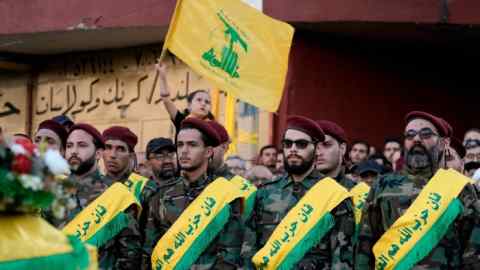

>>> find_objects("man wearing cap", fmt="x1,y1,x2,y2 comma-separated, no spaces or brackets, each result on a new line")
208,120,235,179
355,160,383,187
242,115,355,269
143,118,245,269
356,111,480,269
315,120,355,189
102,126,139,186
34,119,68,154
52,114,74,132
44,123,107,227
145,137,177,186
100,126,158,270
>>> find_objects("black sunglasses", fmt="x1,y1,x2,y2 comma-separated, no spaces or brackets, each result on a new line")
464,139,480,150
282,139,315,150
404,128,438,140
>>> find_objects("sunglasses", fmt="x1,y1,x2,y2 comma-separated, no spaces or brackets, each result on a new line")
404,128,438,140
464,139,480,150
282,139,314,150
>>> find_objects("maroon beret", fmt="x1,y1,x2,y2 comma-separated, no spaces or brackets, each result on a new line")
102,126,138,151
316,120,347,143
286,115,325,142
180,118,221,147
405,111,449,137
208,121,230,145
38,119,68,148
450,137,466,158
69,123,104,149
440,118,453,138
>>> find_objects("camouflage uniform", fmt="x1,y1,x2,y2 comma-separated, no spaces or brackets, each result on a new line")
210,163,236,180
355,167,480,269
95,170,144,270
143,173,244,270
334,168,356,190
44,169,107,228
241,169,356,269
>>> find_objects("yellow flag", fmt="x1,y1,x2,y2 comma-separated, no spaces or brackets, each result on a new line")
225,92,237,155
161,0,294,112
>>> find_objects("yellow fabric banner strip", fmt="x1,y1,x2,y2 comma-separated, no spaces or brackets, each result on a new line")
229,175,256,202
0,215,73,261
160,0,294,112
350,182,371,226
252,177,351,269
151,177,242,270
373,169,470,270
63,183,139,243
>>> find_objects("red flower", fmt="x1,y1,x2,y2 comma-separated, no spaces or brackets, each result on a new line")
14,138,36,156
11,155,32,174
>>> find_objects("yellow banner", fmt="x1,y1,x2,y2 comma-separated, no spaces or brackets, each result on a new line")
151,178,242,270
373,169,470,270
161,0,294,112
0,215,73,261
252,178,351,269
123,172,149,203
350,182,371,226
63,183,139,243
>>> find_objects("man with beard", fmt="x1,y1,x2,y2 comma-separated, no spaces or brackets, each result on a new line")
208,120,235,179
145,137,177,186
356,111,480,269
242,115,355,269
464,143,480,178
257,145,278,174
315,120,355,189
46,123,106,227
144,118,245,269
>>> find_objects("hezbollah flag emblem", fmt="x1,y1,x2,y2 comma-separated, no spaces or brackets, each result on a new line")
161,0,294,112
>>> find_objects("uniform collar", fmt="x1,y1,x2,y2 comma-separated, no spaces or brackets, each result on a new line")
281,169,324,189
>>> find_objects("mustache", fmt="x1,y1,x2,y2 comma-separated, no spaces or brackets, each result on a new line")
287,154,303,160
68,156,82,163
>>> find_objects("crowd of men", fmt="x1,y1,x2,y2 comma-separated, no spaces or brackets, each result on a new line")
3,109,480,270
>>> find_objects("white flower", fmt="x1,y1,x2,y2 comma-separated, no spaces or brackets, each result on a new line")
19,174,43,191
44,149,71,176
10,143,27,155
52,201,66,219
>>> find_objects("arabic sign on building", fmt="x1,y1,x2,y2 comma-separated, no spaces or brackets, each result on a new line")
0,44,267,162
33,46,214,151
0,74,28,135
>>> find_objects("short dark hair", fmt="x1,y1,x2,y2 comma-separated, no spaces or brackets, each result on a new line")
351,140,370,155
184,90,215,120
384,137,401,147
178,127,215,147
259,145,277,157
368,153,392,171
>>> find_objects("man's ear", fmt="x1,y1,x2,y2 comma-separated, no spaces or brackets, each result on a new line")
205,146,214,159
339,142,347,156
95,148,103,160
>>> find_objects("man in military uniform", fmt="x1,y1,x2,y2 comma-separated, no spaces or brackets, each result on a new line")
145,137,177,186
143,118,244,269
241,115,355,269
46,123,106,227
315,120,356,190
34,119,68,154
356,111,480,269
102,126,138,186
208,120,235,180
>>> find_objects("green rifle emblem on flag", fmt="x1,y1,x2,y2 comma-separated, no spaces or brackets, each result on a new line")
202,11,249,78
